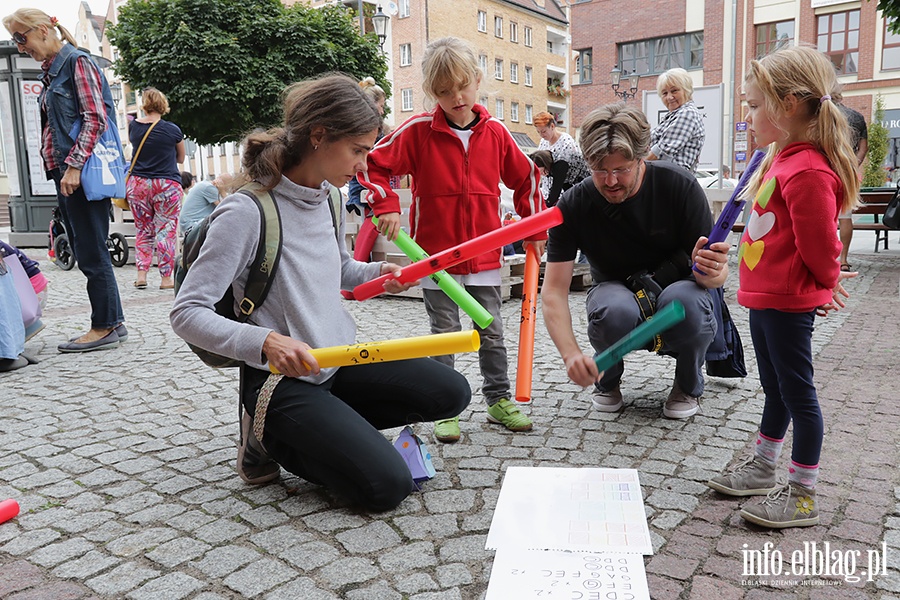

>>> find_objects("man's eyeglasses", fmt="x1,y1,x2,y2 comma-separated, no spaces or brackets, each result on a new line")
592,166,635,179
12,28,34,45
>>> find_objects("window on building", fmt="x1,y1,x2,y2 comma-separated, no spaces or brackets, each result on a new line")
480,95,488,107
495,16,503,38
525,104,533,125
479,53,488,75
510,22,518,43
510,62,519,83
755,20,794,58
401,88,413,111
399,0,410,18
524,26,532,47
884,19,900,70
495,99,504,120
511,102,519,122
619,32,703,75
477,10,486,33
495,58,504,80
817,10,859,74
576,49,593,83
400,43,412,67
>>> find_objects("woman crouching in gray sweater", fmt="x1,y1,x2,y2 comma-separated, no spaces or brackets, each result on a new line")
171,74,471,511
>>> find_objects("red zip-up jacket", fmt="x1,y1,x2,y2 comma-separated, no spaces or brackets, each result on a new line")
360,104,545,275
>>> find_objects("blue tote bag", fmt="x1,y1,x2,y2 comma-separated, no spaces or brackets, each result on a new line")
69,113,127,201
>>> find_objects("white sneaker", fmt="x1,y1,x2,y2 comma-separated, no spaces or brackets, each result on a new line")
591,386,624,412
663,381,700,419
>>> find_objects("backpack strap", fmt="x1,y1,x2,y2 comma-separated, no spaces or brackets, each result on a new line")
327,186,342,245
235,183,282,320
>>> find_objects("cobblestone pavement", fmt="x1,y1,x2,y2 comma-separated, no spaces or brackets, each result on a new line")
1,234,899,599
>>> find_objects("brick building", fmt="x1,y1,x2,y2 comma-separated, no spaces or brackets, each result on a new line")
570,0,900,177
307,0,570,150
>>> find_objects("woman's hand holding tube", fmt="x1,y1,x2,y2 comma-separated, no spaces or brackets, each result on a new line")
263,331,319,378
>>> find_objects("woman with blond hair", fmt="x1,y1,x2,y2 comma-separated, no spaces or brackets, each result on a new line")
648,67,705,173
128,87,186,290
4,8,126,352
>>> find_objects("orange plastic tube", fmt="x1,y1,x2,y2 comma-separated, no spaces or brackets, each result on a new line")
514,245,541,403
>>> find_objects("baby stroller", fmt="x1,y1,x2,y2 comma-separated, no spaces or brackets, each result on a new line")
48,207,129,271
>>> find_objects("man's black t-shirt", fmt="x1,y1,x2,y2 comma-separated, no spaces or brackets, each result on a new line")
547,160,712,284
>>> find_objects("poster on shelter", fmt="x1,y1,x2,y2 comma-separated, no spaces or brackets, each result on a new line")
20,80,56,196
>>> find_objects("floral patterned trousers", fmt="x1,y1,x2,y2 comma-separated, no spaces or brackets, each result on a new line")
126,176,183,276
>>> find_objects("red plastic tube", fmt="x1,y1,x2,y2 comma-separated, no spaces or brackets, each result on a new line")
0,499,20,525
353,207,562,301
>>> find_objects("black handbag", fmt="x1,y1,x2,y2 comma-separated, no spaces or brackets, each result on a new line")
705,287,747,378
883,188,900,230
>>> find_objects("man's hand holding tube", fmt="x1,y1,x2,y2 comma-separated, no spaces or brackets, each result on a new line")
691,237,730,289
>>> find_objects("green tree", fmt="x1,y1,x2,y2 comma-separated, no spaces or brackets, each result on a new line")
107,0,389,145
877,1,900,34
863,95,889,188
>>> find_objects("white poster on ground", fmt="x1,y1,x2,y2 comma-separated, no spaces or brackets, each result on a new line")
486,467,653,555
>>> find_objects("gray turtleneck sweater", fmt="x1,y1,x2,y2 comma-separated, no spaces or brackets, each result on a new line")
170,175,383,384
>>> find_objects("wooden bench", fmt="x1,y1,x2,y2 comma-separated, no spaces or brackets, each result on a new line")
730,187,895,252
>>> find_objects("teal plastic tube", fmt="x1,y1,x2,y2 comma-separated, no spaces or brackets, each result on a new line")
372,217,494,329
593,301,686,373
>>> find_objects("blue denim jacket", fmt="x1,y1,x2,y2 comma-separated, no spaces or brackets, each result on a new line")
40,43,117,173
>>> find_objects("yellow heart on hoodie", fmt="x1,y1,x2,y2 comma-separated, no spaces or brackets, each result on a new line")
740,240,765,270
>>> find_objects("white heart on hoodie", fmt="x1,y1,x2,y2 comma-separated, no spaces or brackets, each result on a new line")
746,211,775,241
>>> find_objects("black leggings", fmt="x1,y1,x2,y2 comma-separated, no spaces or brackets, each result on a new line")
242,358,471,511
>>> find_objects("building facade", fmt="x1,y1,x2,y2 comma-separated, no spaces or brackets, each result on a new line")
570,0,900,178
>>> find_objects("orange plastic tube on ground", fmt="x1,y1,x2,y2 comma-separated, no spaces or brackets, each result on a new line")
271,330,480,372
514,245,541,403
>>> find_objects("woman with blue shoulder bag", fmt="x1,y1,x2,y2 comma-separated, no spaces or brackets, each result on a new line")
4,8,127,353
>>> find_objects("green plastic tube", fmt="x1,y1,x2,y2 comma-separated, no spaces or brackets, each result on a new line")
372,217,494,329
593,301,686,373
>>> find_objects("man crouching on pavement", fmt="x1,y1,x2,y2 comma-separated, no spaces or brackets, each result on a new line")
541,103,730,419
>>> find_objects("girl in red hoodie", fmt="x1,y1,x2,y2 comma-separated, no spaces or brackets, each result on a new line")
360,37,546,443
707,46,859,528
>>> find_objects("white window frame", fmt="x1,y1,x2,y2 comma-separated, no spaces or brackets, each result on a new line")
510,22,518,43
494,58,504,80
478,10,487,33
524,26,532,47
495,99,504,120
510,62,519,83
525,104,533,124
401,88,413,111
479,53,488,75
511,102,519,123
524,66,533,87
399,0,410,18
495,16,503,38
400,43,412,67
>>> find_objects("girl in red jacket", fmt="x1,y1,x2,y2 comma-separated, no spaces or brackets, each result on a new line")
707,46,859,528
360,37,546,443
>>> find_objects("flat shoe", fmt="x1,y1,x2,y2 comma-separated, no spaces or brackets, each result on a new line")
840,263,851,272
159,283,174,290
58,330,120,353
133,281,147,289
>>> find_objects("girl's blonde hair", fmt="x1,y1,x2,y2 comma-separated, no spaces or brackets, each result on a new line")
141,87,170,115
240,74,381,191
421,37,481,102
3,8,76,47
359,77,386,103
742,46,859,213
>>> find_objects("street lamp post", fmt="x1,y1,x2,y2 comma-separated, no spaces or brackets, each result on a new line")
371,5,389,53
610,66,640,101
109,82,122,107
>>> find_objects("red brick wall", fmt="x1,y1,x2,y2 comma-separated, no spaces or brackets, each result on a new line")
569,1,699,129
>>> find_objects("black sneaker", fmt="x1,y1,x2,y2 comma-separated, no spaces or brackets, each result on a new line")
237,411,280,485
